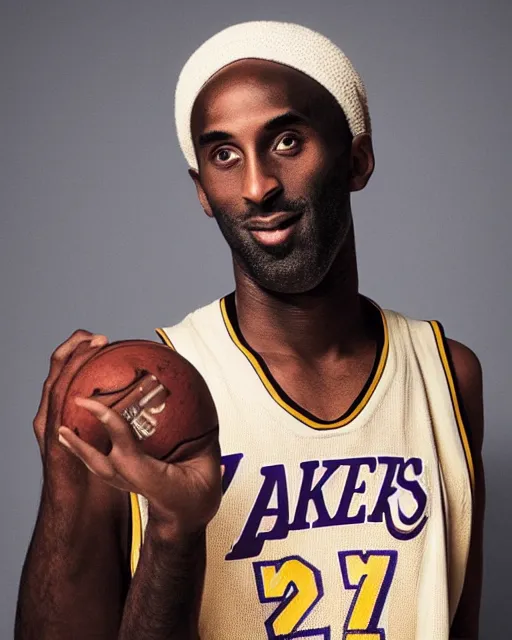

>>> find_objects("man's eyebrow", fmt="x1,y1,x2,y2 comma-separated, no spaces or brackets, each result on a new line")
198,130,231,148
197,111,311,148
263,111,311,131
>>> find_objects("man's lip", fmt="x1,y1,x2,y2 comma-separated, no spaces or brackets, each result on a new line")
246,211,302,231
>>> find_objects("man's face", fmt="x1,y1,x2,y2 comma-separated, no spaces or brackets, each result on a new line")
190,59,354,294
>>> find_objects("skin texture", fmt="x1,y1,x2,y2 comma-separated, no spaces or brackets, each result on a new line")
190,61,355,295
16,58,484,639
15,331,130,639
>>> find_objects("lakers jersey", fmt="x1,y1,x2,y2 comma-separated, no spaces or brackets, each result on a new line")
130,293,474,640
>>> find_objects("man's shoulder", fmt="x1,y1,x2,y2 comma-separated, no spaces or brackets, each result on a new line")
445,337,483,440
445,338,482,384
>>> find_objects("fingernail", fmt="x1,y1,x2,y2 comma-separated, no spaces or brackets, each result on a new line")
90,335,108,348
58,434,71,450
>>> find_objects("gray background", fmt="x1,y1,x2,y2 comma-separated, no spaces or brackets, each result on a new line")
2,0,510,637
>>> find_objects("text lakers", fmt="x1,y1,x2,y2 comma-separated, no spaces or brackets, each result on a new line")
221,454,429,560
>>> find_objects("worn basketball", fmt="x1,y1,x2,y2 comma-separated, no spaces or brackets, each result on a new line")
61,340,218,460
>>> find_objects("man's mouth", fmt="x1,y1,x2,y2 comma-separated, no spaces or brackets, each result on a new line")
247,211,303,245
246,211,302,231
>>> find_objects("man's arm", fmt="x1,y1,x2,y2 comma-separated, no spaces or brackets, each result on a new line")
15,331,131,639
118,520,205,640
446,338,485,640
16,330,219,640
15,471,130,639
57,392,221,640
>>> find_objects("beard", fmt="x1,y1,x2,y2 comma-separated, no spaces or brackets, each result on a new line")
211,161,352,294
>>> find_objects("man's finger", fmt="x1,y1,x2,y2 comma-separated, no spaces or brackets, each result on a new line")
47,335,109,424
36,332,108,417
58,426,118,482
33,332,109,451
35,331,94,426
74,396,141,455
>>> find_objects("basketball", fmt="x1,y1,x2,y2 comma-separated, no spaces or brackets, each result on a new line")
61,340,218,460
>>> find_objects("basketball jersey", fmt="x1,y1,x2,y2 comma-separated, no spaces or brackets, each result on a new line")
129,293,474,640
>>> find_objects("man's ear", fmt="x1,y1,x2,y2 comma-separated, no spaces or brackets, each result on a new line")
188,169,214,218
349,134,375,192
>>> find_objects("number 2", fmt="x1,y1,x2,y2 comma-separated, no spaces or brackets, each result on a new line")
253,556,330,639
253,550,397,639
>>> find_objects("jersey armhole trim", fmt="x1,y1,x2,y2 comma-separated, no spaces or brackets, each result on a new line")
127,328,172,575
155,327,176,350
429,320,475,496
129,492,142,577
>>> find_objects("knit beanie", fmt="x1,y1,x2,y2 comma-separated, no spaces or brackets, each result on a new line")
175,21,370,170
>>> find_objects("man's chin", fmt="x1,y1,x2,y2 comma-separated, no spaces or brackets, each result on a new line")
244,262,327,295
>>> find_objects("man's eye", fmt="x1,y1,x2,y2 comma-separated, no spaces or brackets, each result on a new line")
214,148,239,164
275,135,300,152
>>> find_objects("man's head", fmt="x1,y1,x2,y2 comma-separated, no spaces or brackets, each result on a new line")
175,22,374,294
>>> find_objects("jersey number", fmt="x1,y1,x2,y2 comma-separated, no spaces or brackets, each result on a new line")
253,550,398,639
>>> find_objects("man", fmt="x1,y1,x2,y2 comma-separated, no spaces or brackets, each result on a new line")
16,21,484,640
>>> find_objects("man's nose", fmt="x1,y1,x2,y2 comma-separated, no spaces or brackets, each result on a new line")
241,155,283,208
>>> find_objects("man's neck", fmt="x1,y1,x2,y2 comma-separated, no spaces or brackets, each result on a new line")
233,230,372,363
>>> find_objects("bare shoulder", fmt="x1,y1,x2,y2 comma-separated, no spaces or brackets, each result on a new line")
445,338,484,450
445,338,482,386
444,341,485,637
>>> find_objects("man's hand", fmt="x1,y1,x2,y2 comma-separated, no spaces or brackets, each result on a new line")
16,330,134,640
58,395,222,536
56,392,222,639
33,329,109,461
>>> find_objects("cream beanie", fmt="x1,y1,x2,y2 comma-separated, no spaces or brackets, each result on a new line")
175,21,371,170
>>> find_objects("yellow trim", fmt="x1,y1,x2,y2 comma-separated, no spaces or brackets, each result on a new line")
129,492,142,577
220,297,389,430
155,327,176,350
430,321,476,494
